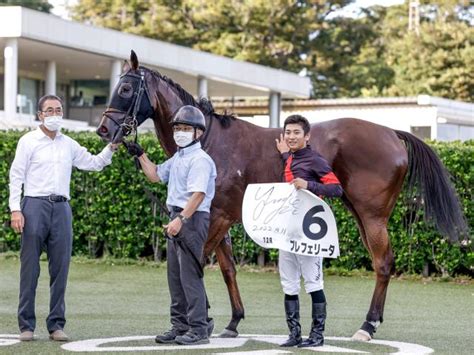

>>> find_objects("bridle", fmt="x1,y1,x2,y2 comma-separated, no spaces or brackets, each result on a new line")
102,68,214,152
102,69,150,143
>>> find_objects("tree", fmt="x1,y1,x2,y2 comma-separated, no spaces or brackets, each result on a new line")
71,0,352,73
380,1,473,101
0,0,53,13
309,1,473,101
71,0,473,101
307,7,395,98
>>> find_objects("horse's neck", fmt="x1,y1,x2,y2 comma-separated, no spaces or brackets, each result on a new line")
147,71,280,163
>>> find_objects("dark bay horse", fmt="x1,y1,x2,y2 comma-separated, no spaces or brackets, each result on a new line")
97,51,467,340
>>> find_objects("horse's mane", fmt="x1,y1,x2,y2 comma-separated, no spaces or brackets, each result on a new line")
144,67,235,128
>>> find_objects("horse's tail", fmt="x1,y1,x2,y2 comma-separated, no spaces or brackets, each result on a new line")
395,130,468,242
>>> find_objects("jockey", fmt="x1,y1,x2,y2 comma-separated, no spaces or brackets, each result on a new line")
275,114,343,348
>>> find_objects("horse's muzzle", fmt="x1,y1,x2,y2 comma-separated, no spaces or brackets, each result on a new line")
96,113,123,143
96,124,112,142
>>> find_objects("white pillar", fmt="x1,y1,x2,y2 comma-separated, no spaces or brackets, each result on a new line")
4,38,18,120
45,61,56,95
110,59,122,99
269,91,281,128
197,75,208,99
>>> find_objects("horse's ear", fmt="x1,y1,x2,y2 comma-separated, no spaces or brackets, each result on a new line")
123,60,131,73
130,50,139,70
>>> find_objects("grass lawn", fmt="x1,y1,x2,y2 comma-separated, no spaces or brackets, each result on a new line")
0,256,472,354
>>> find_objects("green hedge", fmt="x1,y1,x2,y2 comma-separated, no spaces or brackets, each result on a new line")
0,130,472,276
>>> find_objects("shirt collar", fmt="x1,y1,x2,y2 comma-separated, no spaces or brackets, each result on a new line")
292,145,312,157
178,141,201,156
34,126,63,140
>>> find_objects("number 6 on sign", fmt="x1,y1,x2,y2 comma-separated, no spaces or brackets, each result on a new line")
303,205,328,241
242,183,340,258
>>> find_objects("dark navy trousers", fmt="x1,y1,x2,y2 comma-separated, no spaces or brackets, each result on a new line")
167,209,210,337
18,197,73,333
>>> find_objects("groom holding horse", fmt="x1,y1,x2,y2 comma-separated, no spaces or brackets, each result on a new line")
125,105,216,345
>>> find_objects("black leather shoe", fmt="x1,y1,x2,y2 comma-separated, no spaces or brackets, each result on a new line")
281,336,302,347
298,335,324,347
155,329,186,344
175,331,210,345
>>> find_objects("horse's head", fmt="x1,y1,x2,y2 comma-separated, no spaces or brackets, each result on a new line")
97,50,154,143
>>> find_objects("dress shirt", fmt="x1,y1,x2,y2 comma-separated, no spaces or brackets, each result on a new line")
157,141,216,213
9,128,114,211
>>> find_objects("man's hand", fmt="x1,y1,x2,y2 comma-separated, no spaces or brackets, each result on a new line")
164,217,183,237
275,133,290,154
109,143,120,152
11,211,25,233
291,178,308,190
124,141,144,157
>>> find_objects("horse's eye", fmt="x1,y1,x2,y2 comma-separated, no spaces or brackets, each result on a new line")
118,83,133,98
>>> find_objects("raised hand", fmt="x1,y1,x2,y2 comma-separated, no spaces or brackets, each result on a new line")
275,133,290,154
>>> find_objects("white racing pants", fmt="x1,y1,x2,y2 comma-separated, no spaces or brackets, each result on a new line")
279,250,324,295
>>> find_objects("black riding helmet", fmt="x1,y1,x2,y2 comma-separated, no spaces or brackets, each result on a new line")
171,105,206,131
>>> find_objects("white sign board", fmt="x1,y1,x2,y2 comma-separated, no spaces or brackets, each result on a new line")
242,183,339,258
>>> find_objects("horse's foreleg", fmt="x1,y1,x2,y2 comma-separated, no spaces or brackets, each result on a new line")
215,234,245,338
352,220,395,341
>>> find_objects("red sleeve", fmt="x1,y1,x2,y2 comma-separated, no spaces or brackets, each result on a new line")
320,172,340,185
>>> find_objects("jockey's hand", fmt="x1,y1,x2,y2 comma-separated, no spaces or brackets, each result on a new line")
275,134,290,154
291,178,308,190
124,141,144,157
164,217,183,237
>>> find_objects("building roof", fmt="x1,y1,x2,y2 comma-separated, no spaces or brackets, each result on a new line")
0,6,311,98
213,95,474,125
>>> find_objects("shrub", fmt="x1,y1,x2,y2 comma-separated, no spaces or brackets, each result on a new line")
0,130,471,276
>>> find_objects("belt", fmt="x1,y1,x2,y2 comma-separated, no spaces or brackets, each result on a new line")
32,195,68,203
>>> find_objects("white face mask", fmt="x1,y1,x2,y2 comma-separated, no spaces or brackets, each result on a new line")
43,115,63,131
173,131,195,148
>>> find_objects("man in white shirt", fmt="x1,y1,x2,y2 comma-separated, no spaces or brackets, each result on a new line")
9,95,117,342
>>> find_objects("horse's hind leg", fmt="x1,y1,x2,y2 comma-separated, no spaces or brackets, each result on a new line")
343,197,392,340
215,232,245,338
342,196,368,249
352,217,395,341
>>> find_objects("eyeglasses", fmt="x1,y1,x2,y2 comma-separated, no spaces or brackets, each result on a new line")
172,126,194,132
41,107,63,115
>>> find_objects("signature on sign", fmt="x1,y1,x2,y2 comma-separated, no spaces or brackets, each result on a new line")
252,186,300,224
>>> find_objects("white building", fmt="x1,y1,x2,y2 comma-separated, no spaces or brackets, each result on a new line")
216,96,474,141
1,6,472,141
0,6,310,131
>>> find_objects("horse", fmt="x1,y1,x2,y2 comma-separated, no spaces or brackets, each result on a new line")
96,51,468,340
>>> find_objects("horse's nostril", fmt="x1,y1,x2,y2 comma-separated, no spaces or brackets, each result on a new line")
99,126,108,135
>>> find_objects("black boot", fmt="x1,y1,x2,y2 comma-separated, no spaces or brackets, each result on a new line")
298,302,326,348
280,299,302,347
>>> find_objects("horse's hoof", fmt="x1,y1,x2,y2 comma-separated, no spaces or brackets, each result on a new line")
218,328,239,338
352,329,372,341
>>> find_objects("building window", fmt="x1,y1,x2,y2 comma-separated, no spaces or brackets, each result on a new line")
70,80,109,107
19,78,40,116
